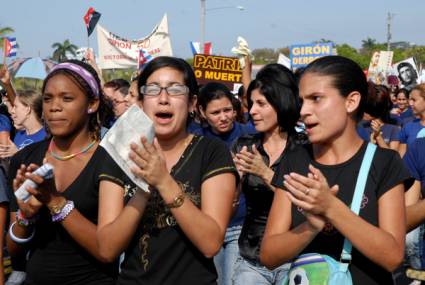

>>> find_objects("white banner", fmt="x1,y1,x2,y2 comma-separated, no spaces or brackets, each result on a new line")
97,14,173,69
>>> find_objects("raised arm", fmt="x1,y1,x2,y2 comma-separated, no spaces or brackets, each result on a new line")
284,165,406,271
96,182,149,262
260,188,325,269
8,164,130,263
129,137,236,257
0,66,16,104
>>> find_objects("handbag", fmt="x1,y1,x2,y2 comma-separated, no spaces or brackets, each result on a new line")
282,143,377,285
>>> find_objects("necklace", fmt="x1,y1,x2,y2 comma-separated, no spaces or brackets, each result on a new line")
48,139,97,161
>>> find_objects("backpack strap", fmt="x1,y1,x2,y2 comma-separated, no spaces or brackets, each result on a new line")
340,143,377,263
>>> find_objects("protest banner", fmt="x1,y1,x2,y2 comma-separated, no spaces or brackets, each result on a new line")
97,14,172,69
367,51,393,84
193,54,242,93
290,43,333,68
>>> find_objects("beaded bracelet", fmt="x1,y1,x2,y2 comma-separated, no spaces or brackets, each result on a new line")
51,200,75,222
15,210,38,227
9,221,35,244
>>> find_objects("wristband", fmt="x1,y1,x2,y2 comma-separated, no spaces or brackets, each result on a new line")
51,200,75,222
15,210,38,227
9,221,35,244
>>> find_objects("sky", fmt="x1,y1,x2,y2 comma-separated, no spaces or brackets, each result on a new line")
1,0,424,60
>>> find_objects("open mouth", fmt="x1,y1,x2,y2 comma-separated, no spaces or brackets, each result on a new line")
304,122,318,132
154,112,174,123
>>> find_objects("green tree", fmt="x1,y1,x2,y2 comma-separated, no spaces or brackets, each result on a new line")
0,26,14,52
252,48,277,64
404,46,425,67
51,39,78,62
361,37,377,53
336,43,371,69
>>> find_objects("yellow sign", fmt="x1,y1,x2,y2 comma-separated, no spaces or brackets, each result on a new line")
193,54,242,91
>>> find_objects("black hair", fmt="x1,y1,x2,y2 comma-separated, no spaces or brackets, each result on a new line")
397,62,418,84
301,55,367,122
137,56,198,101
197,82,234,111
396,88,410,99
364,82,395,124
42,59,112,140
247,63,300,135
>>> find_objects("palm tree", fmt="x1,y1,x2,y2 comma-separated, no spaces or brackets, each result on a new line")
51,39,78,62
0,26,15,52
361,37,377,51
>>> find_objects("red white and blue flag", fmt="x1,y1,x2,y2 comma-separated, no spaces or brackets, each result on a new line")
84,7,101,37
138,49,154,70
190,41,212,55
4,37,17,57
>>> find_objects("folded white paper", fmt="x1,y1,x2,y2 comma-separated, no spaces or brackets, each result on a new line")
100,104,155,192
231,36,254,68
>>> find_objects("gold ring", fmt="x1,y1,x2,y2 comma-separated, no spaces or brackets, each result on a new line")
304,188,310,195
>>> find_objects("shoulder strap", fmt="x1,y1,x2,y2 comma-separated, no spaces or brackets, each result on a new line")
340,143,377,263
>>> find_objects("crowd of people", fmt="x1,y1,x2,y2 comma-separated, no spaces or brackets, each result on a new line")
0,52,423,285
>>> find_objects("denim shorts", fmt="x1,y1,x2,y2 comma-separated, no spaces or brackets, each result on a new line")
232,254,290,285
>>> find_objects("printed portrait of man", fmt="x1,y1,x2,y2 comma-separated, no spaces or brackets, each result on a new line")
396,60,418,90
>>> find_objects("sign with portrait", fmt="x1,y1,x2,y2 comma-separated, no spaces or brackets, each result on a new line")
393,58,419,90
367,51,393,85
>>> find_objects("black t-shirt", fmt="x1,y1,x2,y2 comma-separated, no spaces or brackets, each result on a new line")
272,142,411,285
117,135,238,285
7,140,127,285
232,133,289,263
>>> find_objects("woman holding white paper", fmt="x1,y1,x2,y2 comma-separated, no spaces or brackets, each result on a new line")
97,56,238,285
6,60,127,285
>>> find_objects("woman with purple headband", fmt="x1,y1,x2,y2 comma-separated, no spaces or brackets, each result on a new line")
6,60,126,284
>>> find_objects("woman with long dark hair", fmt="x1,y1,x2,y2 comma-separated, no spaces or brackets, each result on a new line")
261,56,410,284
232,63,301,284
96,56,238,284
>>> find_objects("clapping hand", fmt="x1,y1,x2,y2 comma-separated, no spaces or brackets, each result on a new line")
234,144,270,179
13,164,43,218
283,164,339,231
129,137,169,190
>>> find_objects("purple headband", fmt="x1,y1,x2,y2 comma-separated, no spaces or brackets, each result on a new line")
49,62,100,97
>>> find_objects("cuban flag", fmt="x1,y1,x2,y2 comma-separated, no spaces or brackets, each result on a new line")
138,49,154,70
190,41,212,55
4,37,17,57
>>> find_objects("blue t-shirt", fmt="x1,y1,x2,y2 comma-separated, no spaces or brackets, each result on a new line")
190,122,257,227
13,127,47,150
390,107,415,127
403,138,425,195
399,119,425,145
191,121,256,148
0,114,12,132
357,121,400,145
391,107,415,126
